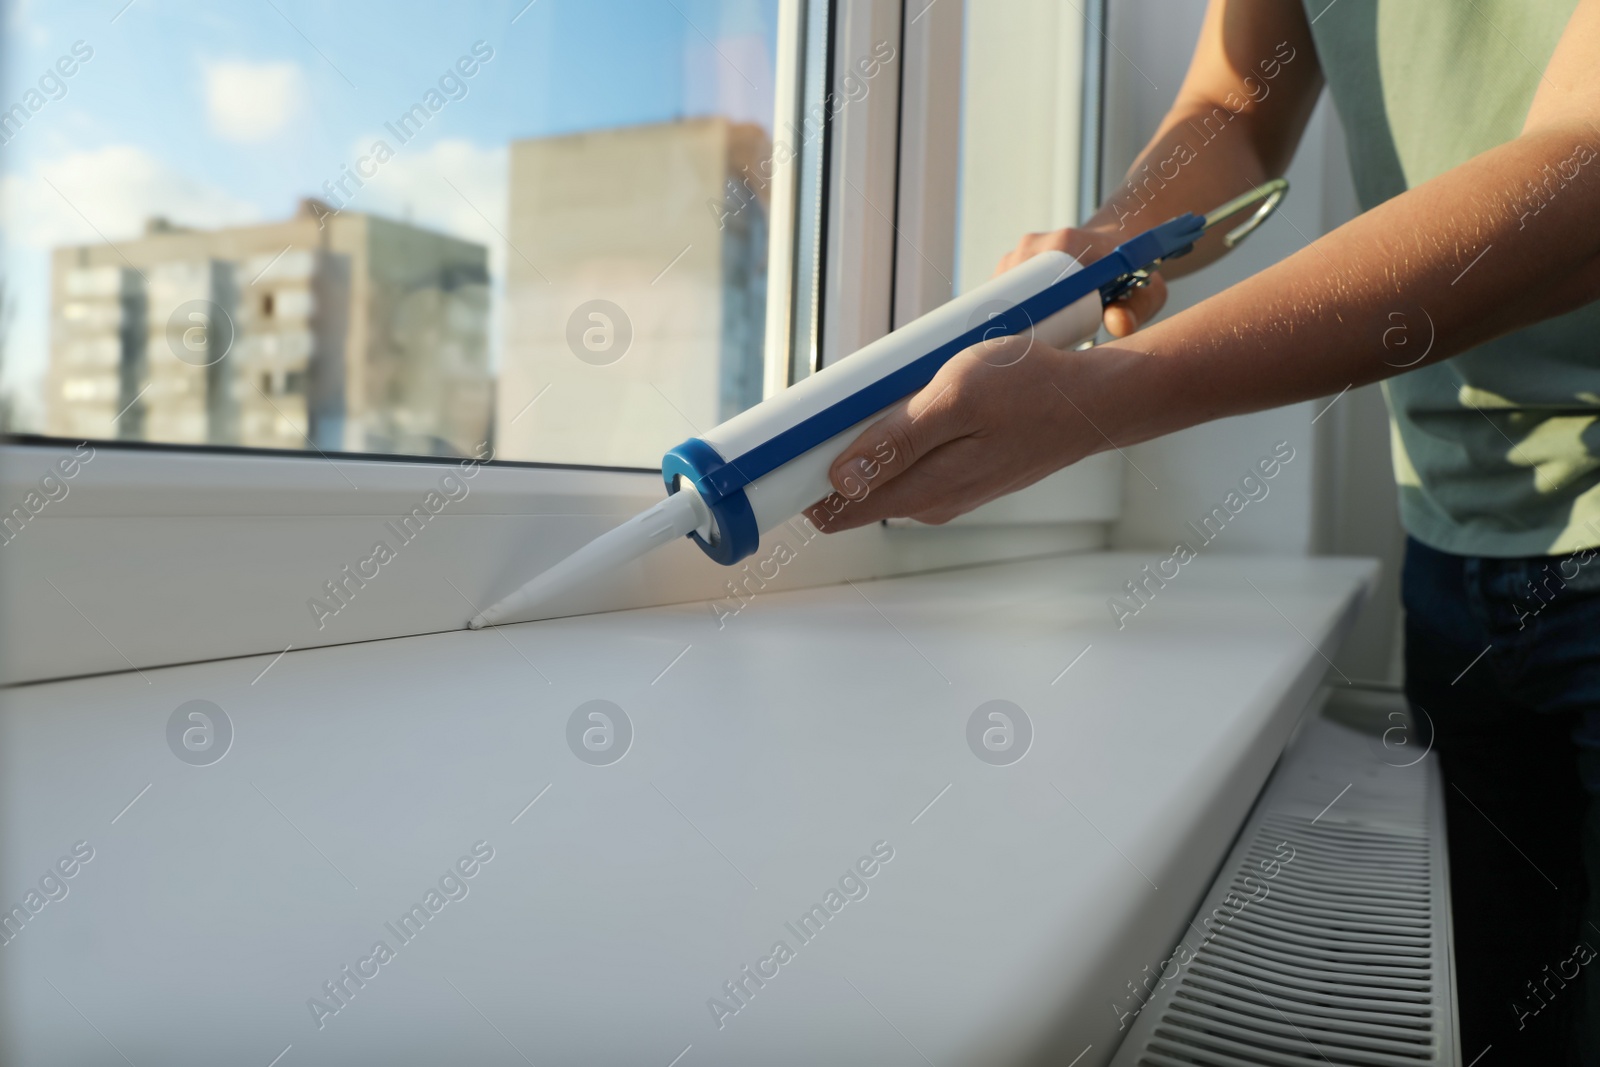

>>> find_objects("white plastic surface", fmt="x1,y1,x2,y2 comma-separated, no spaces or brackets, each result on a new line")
0,552,1375,1066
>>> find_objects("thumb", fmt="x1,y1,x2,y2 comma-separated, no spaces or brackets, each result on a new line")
1103,271,1168,338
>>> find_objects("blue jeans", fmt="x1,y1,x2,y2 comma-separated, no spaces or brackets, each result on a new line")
1403,536,1600,1064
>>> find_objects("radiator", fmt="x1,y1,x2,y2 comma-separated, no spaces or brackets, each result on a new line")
1108,691,1458,1066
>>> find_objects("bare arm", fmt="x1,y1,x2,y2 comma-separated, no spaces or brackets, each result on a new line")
1093,0,1600,447
812,0,1600,531
1000,0,1325,335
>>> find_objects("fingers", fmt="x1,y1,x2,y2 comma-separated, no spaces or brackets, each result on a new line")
812,439,982,530
1103,271,1168,338
996,228,1169,335
813,434,1031,531
807,376,969,531
996,226,1122,278
995,230,1073,276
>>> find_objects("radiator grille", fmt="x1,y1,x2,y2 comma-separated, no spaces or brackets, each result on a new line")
1111,704,1456,1066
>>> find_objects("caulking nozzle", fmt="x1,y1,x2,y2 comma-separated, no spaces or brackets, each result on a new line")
468,489,710,628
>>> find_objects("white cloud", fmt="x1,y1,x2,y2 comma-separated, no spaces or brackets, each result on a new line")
203,60,305,143
7,0,48,49
0,143,262,249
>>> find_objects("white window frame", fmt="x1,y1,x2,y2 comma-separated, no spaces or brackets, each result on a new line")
0,0,1116,685
885,0,1123,528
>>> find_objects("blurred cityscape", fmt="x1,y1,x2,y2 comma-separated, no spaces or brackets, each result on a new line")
49,199,492,456
41,116,772,465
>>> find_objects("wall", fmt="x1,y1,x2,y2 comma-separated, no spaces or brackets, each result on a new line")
1100,0,1404,683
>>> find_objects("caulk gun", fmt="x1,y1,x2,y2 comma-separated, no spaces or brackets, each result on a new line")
468,179,1288,629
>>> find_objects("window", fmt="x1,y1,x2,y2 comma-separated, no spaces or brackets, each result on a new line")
1,0,796,467
885,0,1116,529
1,0,1117,684
953,0,1096,295
889,0,1101,317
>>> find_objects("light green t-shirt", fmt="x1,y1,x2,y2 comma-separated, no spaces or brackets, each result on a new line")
1306,0,1600,557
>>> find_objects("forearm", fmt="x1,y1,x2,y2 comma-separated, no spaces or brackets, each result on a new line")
1087,75,1296,275
1087,122,1600,447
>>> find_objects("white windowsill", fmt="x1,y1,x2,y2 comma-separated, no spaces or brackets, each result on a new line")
0,550,1375,1064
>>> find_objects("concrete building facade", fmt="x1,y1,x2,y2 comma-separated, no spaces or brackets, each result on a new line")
48,201,492,457
498,116,771,468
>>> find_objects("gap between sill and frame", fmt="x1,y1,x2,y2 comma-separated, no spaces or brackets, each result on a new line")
3,544,1097,691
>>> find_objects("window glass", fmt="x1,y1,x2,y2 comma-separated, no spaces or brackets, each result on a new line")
954,0,1087,295
0,1,788,467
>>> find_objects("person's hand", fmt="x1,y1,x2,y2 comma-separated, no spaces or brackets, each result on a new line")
804,336,1116,532
801,225,1159,532
997,225,1168,338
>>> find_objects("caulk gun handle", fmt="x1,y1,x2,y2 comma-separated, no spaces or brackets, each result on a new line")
1097,213,1207,305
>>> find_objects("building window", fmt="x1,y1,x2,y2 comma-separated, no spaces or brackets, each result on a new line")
2,1,792,467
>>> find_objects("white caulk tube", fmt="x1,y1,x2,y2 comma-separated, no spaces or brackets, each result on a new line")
468,250,1103,629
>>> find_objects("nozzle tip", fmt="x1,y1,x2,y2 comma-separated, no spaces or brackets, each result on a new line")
468,614,488,630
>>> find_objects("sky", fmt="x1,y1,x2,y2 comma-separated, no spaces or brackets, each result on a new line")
0,0,780,431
